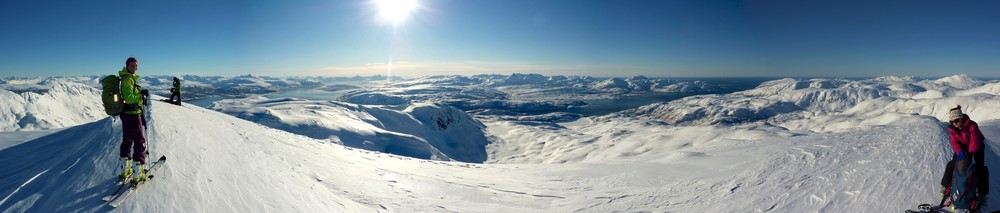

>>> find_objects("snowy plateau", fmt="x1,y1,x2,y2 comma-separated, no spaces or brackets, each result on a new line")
2,74,1000,212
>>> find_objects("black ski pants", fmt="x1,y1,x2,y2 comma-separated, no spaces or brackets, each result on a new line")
169,90,181,102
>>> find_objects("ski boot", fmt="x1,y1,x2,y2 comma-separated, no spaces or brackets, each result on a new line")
118,157,133,181
131,162,147,185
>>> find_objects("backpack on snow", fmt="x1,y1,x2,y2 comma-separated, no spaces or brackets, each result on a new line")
946,158,985,211
101,75,124,116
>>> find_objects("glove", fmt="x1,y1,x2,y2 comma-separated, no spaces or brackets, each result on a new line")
139,90,149,106
956,152,967,160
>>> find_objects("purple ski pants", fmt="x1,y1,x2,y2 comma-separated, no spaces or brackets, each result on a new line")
120,113,146,163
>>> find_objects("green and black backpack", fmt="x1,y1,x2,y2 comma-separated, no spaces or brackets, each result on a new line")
101,75,124,116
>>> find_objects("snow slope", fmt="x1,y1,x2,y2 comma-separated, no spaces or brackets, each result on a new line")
3,88,1000,212
209,96,490,163
0,80,104,131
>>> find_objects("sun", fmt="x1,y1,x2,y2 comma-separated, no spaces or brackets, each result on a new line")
375,0,418,26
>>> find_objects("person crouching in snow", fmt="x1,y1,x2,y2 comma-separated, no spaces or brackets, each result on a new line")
169,77,182,105
940,105,986,196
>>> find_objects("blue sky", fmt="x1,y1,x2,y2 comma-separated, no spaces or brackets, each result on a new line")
1,0,999,78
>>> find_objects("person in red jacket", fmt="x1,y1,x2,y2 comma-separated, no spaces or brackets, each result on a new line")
940,105,986,194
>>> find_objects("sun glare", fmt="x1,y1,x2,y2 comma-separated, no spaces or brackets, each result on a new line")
375,0,418,26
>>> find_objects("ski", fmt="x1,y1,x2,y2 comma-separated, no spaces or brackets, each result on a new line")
107,156,167,208
158,99,182,106
101,180,130,202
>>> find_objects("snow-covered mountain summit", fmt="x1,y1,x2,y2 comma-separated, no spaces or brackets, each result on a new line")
933,74,984,90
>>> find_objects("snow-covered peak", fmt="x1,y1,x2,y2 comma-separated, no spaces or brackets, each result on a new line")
739,78,810,96
624,75,649,82
932,74,983,90
871,75,921,83
589,77,630,92
588,76,679,93
215,75,273,88
654,81,716,93
483,73,549,86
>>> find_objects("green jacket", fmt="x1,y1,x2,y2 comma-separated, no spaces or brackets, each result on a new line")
119,68,143,115
173,79,181,93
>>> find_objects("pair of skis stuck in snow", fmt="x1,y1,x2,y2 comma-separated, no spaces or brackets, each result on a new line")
102,156,167,208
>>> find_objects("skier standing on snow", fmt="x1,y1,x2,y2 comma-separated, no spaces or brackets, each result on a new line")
168,77,181,105
118,57,150,184
940,105,986,195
